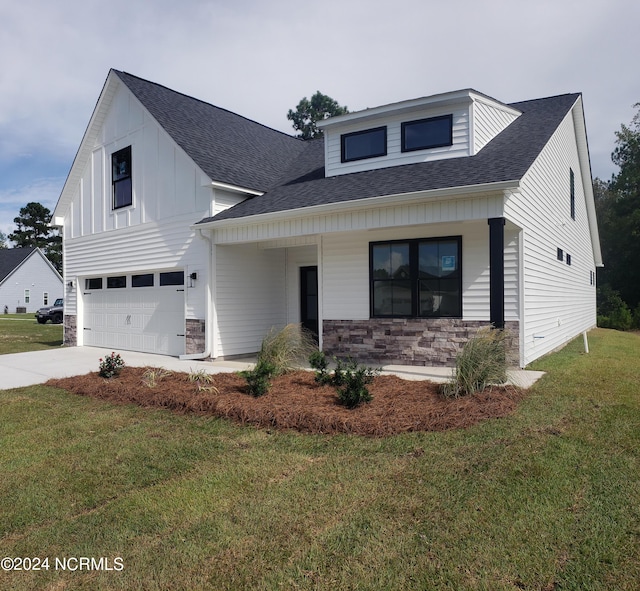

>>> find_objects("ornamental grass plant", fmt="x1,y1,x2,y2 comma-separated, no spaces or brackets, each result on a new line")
441,327,507,398
255,323,318,377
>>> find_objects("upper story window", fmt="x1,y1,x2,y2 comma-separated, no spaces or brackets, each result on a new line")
401,115,453,152
112,146,132,209
341,127,387,163
570,168,575,220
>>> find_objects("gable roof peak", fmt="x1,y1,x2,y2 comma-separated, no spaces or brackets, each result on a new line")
111,69,307,192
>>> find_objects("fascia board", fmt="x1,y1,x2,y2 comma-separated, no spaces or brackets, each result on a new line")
209,180,264,197
572,96,603,266
317,90,476,130
54,70,120,219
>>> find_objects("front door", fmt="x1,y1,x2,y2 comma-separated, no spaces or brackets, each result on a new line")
300,266,318,338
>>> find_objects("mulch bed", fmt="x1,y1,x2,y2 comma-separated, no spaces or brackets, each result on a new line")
46,367,524,437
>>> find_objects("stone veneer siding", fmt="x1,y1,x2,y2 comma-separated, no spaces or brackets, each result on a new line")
185,318,206,355
63,315,77,347
322,319,520,367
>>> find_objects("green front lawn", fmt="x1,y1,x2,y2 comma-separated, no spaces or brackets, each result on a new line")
0,328,639,590
0,315,63,354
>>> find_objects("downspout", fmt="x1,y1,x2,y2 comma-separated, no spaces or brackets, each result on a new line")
179,228,213,360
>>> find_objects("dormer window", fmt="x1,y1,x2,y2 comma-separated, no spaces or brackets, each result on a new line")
341,127,387,163
112,146,132,209
401,115,453,152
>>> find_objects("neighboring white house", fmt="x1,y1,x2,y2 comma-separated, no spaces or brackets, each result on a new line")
0,247,63,314
53,70,602,367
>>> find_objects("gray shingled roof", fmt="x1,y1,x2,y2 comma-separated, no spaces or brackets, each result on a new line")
0,247,35,284
198,93,580,224
114,70,309,192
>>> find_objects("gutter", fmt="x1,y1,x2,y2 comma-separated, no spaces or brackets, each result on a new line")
179,228,213,360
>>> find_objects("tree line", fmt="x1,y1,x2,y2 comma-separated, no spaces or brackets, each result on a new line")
594,103,640,330
0,202,62,272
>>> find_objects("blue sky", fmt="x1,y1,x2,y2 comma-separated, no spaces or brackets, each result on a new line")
1,0,638,240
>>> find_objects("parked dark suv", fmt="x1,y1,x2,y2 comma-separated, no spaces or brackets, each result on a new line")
36,298,64,324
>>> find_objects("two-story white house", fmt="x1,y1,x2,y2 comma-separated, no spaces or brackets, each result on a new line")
53,70,602,367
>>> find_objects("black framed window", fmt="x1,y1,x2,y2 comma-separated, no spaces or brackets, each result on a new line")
341,127,387,162
132,273,154,287
402,115,453,152
159,271,184,286
85,278,103,290
371,237,462,318
557,248,564,261
112,146,132,209
107,276,127,289
570,168,575,220
566,254,572,266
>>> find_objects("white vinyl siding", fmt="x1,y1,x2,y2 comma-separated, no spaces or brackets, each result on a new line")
324,107,470,177
285,245,318,326
321,221,518,323
63,214,208,337
504,105,596,365
472,98,521,153
215,244,287,357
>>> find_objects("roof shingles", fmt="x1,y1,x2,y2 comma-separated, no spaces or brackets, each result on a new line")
114,71,578,226
0,248,36,284
198,93,580,224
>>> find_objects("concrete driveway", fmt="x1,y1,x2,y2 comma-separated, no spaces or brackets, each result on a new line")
0,346,545,390
0,347,255,390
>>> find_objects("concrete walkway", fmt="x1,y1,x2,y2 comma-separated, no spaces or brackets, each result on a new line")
0,346,545,390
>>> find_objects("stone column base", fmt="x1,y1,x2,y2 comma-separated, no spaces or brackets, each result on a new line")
63,315,77,347
186,319,207,356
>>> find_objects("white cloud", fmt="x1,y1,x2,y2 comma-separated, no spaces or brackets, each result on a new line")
0,0,637,201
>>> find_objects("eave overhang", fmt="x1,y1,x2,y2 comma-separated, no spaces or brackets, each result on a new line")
192,179,520,232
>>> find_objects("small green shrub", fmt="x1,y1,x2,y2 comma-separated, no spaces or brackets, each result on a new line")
309,350,332,385
98,352,125,378
245,360,277,397
441,327,507,398
309,352,379,408
257,323,318,376
336,362,379,409
597,286,634,331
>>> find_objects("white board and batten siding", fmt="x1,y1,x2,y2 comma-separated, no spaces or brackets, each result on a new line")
213,193,506,246
504,103,597,365
59,80,242,355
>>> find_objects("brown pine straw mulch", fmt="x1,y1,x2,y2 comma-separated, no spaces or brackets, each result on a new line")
46,367,524,437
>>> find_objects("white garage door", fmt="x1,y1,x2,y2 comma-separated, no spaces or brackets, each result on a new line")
83,278,185,356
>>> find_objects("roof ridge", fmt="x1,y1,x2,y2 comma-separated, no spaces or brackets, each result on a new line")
113,70,300,143
508,91,581,109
